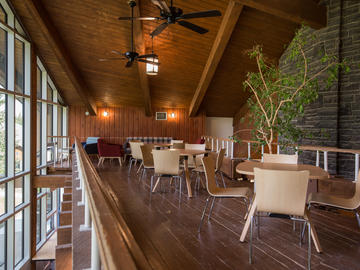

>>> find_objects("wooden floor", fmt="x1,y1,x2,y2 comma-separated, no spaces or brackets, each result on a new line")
97,161,360,270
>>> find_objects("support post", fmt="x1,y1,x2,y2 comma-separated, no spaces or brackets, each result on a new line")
247,142,251,159
226,141,229,157
324,151,328,172
231,141,234,158
316,150,320,167
211,138,214,152
91,221,101,270
84,193,91,228
261,145,264,162
355,153,359,181
277,144,280,154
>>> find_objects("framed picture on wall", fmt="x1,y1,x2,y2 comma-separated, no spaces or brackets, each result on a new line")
156,112,167,120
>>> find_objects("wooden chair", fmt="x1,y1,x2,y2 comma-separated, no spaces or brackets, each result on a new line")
250,168,312,269
139,144,154,182
308,171,360,228
263,153,298,164
128,142,144,174
151,150,183,200
198,156,252,232
184,143,205,168
193,148,226,189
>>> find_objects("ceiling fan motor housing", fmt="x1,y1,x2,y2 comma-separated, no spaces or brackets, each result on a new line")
125,51,139,61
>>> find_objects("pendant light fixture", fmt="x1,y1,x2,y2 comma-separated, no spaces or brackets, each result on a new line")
146,36,159,75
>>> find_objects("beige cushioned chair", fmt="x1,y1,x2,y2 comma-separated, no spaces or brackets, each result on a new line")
152,150,183,200
308,171,360,228
139,144,154,182
263,153,298,164
250,168,312,269
128,141,144,174
184,143,206,168
198,156,252,232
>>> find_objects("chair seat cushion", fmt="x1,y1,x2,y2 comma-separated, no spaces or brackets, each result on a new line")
210,187,252,198
308,192,354,210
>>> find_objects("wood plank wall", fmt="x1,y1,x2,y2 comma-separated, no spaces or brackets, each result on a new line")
68,106,206,145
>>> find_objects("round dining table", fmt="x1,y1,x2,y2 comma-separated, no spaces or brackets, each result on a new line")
236,160,329,253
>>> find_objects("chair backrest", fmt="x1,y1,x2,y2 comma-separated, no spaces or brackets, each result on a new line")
140,144,154,168
216,148,226,171
171,139,184,144
254,168,309,216
263,153,298,164
185,144,206,167
172,143,185,149
129,142,144,160
152,150,180,175
202,156,220,195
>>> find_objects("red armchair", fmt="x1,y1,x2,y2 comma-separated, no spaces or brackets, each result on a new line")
97,139,124,167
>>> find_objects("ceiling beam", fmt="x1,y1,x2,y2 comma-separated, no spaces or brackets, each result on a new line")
234,0,326,29
24,0,97,115
189,0,243,117
133,1,152,117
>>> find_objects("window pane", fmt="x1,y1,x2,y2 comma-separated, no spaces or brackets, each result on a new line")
0,94,6,177
0,222,6,270
15,39,25,94
0,183,5,216
0,28,6,89
36,102,41,166
47,83,53,102
36,200,41,244
46,215,54,234
14,211,24,265
36,67,42,99
14,177,23,206
15,97,24,173
47,104,53,162
46,189,52,214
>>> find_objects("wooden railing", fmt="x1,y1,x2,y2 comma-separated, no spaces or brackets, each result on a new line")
74,137,153,270
202,135,360,181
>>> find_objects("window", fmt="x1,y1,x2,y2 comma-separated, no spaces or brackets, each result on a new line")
14,177,23,207
14,39,24,94
0,93,5,177
14,211,23,266
0,28,6,89
36,102,41,166
36,199,41,244
0,221,6,269
15,97,24,173
0,183,5,216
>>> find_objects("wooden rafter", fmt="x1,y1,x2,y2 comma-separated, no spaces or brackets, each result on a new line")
24,0,97,115
235,0,326,29
189,0,243,117
134,1,152,116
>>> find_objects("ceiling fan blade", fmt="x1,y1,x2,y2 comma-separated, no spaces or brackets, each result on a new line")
111,50,124,55
118,16,160,21
151,0,171,14
137,59,160,66
125,61,133,67
150,22,169,37
178,10,222,19
137,53,158,59
177,20,208,34
99,58,126,61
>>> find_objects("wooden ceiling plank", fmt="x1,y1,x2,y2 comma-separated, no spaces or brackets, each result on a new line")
134,1,152,116
24,0,97,115
189,0,243,117
235,0,326,29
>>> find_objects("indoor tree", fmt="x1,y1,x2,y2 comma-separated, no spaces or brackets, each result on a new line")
234,25,349,154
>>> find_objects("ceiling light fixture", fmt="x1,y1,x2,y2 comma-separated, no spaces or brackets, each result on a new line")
146,36,159,76
170,112,176,118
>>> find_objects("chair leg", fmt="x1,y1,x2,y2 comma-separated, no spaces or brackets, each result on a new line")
128,158,134,174
118,157,122,166
150,175,154,194
293,220,296,231
355,210,360,228
207,197,216,222
137,162,143,174
307,221,312,270
152,177,161,193
139,168,145,183
249,215,254,264
179,177,182,201
257,213,260,239
198,196,211,232
97,157,102,167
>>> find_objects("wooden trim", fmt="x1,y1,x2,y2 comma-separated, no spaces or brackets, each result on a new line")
74,137,157,269
0,87,31,98
234,0,327,29
24,0,97,115
33,175,72,188
134,2,152,116
189,1,243,117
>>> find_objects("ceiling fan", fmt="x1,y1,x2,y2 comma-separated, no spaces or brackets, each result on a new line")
118,0,222,37
99,0,159,68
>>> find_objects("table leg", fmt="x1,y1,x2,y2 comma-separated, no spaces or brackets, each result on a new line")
184,157,193,198
240,199,257,242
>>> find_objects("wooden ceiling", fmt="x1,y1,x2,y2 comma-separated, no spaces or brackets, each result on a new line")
10,0,326,117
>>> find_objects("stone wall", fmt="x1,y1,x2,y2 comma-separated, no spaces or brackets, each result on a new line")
279,0,360,179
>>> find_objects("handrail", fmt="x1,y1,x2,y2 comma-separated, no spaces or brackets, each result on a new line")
74,137,153,270
202,135,360,181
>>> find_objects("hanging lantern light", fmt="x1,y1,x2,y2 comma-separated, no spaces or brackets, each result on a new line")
146,36,159,76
